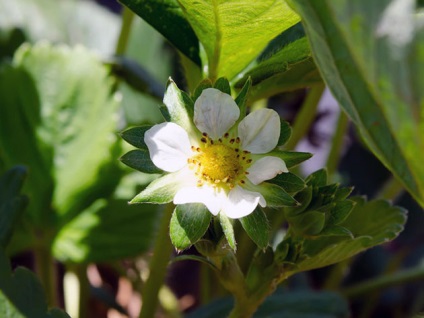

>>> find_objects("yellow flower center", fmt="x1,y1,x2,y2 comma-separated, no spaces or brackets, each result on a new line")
188,133,252,189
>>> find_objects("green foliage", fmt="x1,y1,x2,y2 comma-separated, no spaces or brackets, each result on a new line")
120,149,163,174
291,0,424,207
119,0,201,65
0,167,28,249
219,212,237,251
177,0,300,79
52,200,158,263
0,250,70,318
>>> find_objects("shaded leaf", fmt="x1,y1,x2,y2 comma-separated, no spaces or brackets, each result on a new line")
52,200,158,263
119,0,200,65
0,250,70,317
291,0,424,206
262,150,312,168
170,204,211,250
213,77,231,95
277,120,292,147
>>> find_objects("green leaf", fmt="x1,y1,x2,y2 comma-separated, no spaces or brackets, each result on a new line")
120,126,152,149
130,171,184,204
213,77,231,95
328,200,355,226
239,208,269,249
267,172,305,194
265,150,312,168
277,120,292,147
161,78,196,133
0,167,28,249
291,0,424,206
170,203,212,250
178,0,300,79
120,149,162,174
0,250,70,317
119,0,200,65
306,169,327,187
236,34,321,101
288,197,407,273
219,212,236,251
0,43,121,227
52,200,158,263
187,290,349,318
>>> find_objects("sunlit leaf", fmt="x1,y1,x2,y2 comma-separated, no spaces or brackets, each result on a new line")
178,0,300,79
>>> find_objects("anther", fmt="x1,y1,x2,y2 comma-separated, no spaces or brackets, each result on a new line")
196,147,201,152
246,159,252,163
219,138,222,143
240,180,245,184
235,148,239,152
242,156,246,160
236,137,240,143
201,138,207,143
230,139,235,144
243,150,249,154
210,140,214,145
224,133,229,138
245,171,249,175
202,132,208,137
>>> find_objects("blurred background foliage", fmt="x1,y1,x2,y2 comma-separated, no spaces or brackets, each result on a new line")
0,0,423,317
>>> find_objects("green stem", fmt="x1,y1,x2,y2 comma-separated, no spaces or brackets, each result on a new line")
285,84,325,150
34,245,58,307
326,111,349,177
64,264,89,318
342,265,424,299
139,204,174,318
115,6,135,56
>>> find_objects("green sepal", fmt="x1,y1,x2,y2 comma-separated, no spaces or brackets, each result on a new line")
319,225,353,238
130,172,182,204
172,254,218,270
288,210,325,236
334,186,354,201
239,207,269,249
170,203,212,250
306,169,327,187
213,77,231,95
249,182,298,207
119,149,162,174
120,125,153,149
234,77,252,120
193,78,213,101
264,150,312,168
267,172,305,194
328,200,356,226
286,186,313,216
161,78,195,133
219,212,236,251
277,120,292,147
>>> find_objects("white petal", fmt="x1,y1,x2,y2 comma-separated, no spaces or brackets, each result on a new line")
194,88,240,139
174,185,226,215
144,122,192,172
247,156,288,185
238,109,280,153
222,186,266,219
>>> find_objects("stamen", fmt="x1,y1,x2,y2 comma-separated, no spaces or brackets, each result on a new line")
236,137,240,143
201,138,207,143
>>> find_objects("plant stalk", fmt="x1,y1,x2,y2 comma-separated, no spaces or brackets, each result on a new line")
34,245,58,307
139,204,174,318
285,84,325,150
326,110,349,177
116,6,135,56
